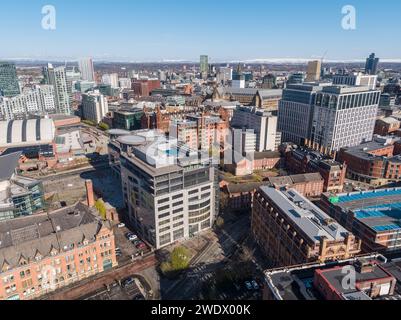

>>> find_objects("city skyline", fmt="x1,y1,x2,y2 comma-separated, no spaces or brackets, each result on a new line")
1,0,401,62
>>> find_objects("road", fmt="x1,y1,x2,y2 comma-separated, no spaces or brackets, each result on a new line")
162,214,250,300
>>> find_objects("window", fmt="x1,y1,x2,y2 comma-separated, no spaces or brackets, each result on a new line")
159,233,171,246
159,205,169,212
173,221,184,228
173,208,183,214
158,198,169,204
158,212,170,219
160,226,170,233
159,219,170,226
172,194,183,200
173,201,183,207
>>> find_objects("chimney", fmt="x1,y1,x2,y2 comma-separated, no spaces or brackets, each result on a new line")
85,180,95,207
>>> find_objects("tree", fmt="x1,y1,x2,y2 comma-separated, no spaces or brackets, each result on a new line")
219,192,229,213
94,199,107,220
159,246,191,278
98,122,110,131
215,217,225,229
170,247,191,271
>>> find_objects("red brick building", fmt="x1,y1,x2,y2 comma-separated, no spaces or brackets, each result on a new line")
374,117,401,136
283,145,346,193
339,140,401,185
131,79,161,97
0,203,117,300
268,173,324,198
314,260,396,300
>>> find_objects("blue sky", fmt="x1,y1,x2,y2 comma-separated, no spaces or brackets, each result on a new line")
1,0,401,61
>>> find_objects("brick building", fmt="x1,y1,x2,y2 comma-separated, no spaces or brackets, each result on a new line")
0,202,117,300
374,117,401,136
339,138,401,185
131,79,161,97
268,172,324,198
252,187,361,267
223,182,265,211
264,254,401,300
282,145,346,193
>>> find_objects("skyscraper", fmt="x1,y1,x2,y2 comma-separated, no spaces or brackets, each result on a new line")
42,64,71,115
78,58,95,81
311,86,381,153
278,83,326,145
0,62,20,97
200,55,209,79
365,53,380,75
306,60,322,82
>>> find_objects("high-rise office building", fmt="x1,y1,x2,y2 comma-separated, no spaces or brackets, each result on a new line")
200,55,209,79
42,64,71,115
78,57,95,81
278,83,327,145
0,62,20,97
81,90,109,123
306,60,322,82
311,86,381,153
365,53,380,75
109,130,218,249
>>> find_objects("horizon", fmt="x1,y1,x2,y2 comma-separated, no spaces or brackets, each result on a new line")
1,0,401,61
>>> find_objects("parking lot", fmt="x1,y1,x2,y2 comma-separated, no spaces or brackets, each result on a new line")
113,224,152,264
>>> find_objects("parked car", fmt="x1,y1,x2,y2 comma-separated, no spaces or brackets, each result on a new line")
251,280,259,290
128,234,138,241
117,223,126,228
136,242,146,250
122,277,135,287
125,232,133,239
245,281,253,291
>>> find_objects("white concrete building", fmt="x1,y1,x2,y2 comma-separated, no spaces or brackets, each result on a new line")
42,64,71,115
333,72,377,90
81,90,109,124
78,58,95,82
0,86,56,120
102,73,119,88
231,106,279,152
312,86,381,153
108,130,218,249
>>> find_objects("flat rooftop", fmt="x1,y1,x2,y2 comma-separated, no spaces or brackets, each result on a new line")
329,188,401,232
265,254,388,300
259,187,349,243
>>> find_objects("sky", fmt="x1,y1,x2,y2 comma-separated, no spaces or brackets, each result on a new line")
1,0,401,62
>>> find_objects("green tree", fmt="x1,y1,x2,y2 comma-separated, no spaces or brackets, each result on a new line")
94,199,107,220
170,247,191,271
98,122,110,131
